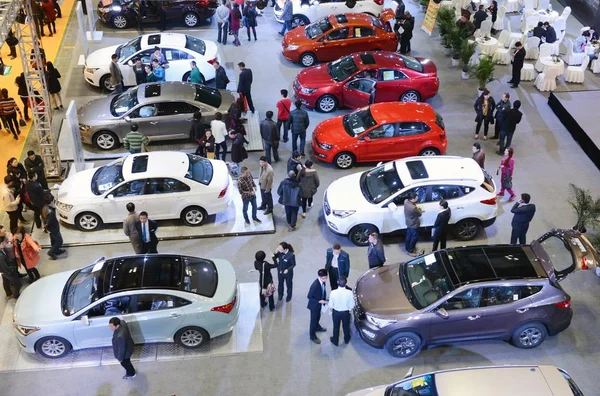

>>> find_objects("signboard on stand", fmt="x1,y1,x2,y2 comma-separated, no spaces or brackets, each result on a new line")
421,0,442,36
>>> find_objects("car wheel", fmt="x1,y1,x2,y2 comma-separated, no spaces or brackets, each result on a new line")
334,152,355,169
183,12,199,27
175,326,209,348
454,218,481,241
300,52,317,67
511,323,547,349
99,75,114,92
76,212,102,232
93,131,119,150
419,148,439,156
181,206,207,226
316,95,338,113
349,224,378,246
182,71,191,83
385,332,422,358
36,336,72,359
291,14,310,28
111,15,128,29
400,90,421,102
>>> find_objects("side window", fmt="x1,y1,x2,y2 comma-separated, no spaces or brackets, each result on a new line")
441,288,482,310
135,294,178,312
88,296,132,317
378,69,407,81
347,79,375,93
164,49,190,61
392,186,427,205
326,28,349,41
143,178,191,194
353,27,375,38
137,49,154,64
430,185,463,202
156,102,195,116
391,375,435,395
132,104,158,118
397,122,430,137
368,123,396,139
482,286,523,307
521,285,543,298
355,69,377,79
111,180,146,197
460,185,475,195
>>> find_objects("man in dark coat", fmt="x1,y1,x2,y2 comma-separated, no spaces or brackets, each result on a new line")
26,172,45,229
260,110,279,164
307,269,328,344
237,62,254,113
473,4,488,30
492,93,511,140
24,150,48,189
214,61,230,90
135,211,158,253
0,243,20,299
533,22,545,40
509,41,526,88
510,193,536,245
277,171,302,231
287,151,303,176
45,195,65,260
324,244,350,290
543,22,557,43
109,317,136,379
432,200,451,251
367,232,386,268
498,100,522,154
288,100,310,156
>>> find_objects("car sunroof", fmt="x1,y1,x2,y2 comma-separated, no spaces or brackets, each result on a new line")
359,53,376,65
131,155,149,173
406,160,428,179
145,84,161,98
147,34,161,45
335,15,348,24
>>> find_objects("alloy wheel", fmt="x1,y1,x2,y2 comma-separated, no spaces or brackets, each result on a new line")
350,226,372,245
41,339,66,357
185,209,204,225
519,328,543,347
335,153,353,169
184,13,198,27
96,133,116,150
180,329,204,347
457,220,478,240
391,336,417,356
292,16,307,28
318,96,336,112
301,54,315,67
401,91,419,102
113,15,127,29
79,214,99,230
420,149,438,156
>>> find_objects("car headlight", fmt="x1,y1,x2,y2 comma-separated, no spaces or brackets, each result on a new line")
16,325,40,336
111,5,122,11
79,123,91,131
286,44,300,51
318,142,332,150
84,67,99,74
301,87,317,94
57,201,73,212
332,209,355,218
366,314,397,329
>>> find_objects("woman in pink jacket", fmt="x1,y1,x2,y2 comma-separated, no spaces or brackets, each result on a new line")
13,226,41,283
230,3,242,46
497,147,516,201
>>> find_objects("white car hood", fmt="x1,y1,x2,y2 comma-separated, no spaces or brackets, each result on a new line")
326,172,373,211
58,167,101,204
14,270,75,326
86,44,120,69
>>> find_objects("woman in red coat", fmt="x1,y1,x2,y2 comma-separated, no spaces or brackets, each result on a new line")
13,226,41,283
41,0,57,37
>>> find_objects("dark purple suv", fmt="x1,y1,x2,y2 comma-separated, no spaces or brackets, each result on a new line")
354,229,599,358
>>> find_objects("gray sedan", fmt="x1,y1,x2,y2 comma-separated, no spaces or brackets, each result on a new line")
78,82,235,150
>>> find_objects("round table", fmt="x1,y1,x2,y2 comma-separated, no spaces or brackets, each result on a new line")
535,56,565,75
474,37,498,56
534,9,559,24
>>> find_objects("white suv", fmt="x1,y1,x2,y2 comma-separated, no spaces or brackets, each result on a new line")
274,0,385,27
323,156,498,246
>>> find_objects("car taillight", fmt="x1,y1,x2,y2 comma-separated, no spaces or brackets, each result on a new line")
554,299,571,309
198,0,210,6
374,0,383,4
218,185,228,198
207,57,217,64
211,296,236,313
581,257,589,270
480,197,497,205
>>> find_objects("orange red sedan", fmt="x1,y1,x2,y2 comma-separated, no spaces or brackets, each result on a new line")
282,11,397,67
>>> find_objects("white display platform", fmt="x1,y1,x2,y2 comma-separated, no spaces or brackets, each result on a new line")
0,283,262,372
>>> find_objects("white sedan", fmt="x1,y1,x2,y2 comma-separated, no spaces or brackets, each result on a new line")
56,151,233,231
274,0,385,27
83,33,218,91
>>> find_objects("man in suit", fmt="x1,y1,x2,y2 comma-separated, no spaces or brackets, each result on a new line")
509,41,526,88
432,200,451,251
510,193,536,245
237,62,254,113
24,150,48,190
26,172,45,229
135,211,158,253
498,100,522,154
123,202,142,254
307,269,328,344
109,54,123,94
325,244,350,290
0,241,20,299
473,4,487,30
367,232,386,269
109,317,136,379
543,22,557,44
533,22,545,40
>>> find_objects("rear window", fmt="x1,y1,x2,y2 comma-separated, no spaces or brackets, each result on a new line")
359,53,376,65
305,17,333,39
142,256,183,289
185,35,206,55
481,168,495,193
435,112,445,130
194,85,222,108
400,54,424,72
186,154,214,185
183,257,218,297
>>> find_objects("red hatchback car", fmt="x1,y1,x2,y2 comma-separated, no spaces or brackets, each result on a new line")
293,51,439,113
312,102,447,169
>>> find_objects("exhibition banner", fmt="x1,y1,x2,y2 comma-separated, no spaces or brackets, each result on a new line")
421,0,442,36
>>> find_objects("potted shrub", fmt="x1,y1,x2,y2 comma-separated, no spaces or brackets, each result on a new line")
567,183,600,233
459,39,476,79
473,55,495,92
449,29,463,67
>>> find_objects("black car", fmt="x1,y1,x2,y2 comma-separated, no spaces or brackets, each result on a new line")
97,0,217,29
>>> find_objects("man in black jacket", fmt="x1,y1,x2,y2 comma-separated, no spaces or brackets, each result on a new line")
277,171,302,230
44,195,65,260
135,211,158,253
214,61,230,90
24,150,48,190
367,232,386,268
237,62,254,113
473,5,488,30
0,243,20,299
287,151,303,176
109,317,136,379
288,100,310,156
533,22,545,40
307,269,328,344
260,111,279,164
509,42,526,88
26,172,45,229
432,200,451,251
510,193,536,245
543,22,557,44
497,100,522,154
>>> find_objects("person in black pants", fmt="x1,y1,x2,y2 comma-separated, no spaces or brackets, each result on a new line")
367,232,386,269
15,73,30,121
509,41,526,88
274,242,295,302
43,195,65,260
254,250,277,311
109,317,136,379
135,211,159,253
0,245,20,299
237,62,255,113
432,200,451,251
26,172,45,229
328,277,355,346
307,269,328,344
510,193,536,245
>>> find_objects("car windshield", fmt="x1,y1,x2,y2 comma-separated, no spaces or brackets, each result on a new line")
400,54,424,73
183,257,218,297
195,85,222,108
185,35,206,55
91,158,125,195
360,162,404,204
305,17,333,39
327,55,358,82
342,107,377,137
110,87,139,117
62,263,103,316
185,154,214,185
402,254,454,310
116,37,141,60
389,374,438,396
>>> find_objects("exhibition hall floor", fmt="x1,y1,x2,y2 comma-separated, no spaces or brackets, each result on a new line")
2,1,600,395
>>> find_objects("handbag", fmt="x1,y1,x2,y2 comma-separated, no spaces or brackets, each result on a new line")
239,94,249,112
261,262,276,297
16,8,26,24
502,174,512,190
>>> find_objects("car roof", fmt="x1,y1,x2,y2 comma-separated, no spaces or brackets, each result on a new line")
141,33,188,48
392,156,483,187
137,81,196,103
122,151,189,180
329,13,378,27
369,102,436,125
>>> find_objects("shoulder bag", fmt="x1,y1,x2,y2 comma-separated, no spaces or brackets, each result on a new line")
262,261,276,297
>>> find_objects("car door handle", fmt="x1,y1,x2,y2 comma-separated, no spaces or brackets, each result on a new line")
150,121,159,125
467,315,481,320
170,313,180,318
456,207,464,210
516,308,529,313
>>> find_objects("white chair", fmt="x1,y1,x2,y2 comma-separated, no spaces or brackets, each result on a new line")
535,67,560,91
538,0,550,9
563,38,587,65
539,42,553,57
521,63,536,80
496,30,510,48
580,26,591,35
493,6,506,31
560,6,571,21
564,57,589,83
506,0,519,13
592,59,600,74
479,20,493,37
525,15,540,32
493,39,515,64
525,36,541,59
524,0,535,12
553,17,566,36
507,21,523,47
469,46,482,67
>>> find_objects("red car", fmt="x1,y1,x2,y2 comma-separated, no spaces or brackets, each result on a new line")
293,51,439,113
312,102,447,169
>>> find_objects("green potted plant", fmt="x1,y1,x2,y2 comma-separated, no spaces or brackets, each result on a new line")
459,39,476,79
473,55,495,92
449,28,463,67
567,183,600,233
419,0,430,11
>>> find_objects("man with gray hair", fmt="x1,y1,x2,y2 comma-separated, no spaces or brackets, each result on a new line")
277,170,302,231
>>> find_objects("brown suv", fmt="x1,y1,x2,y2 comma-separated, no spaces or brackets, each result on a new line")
354,229,599,358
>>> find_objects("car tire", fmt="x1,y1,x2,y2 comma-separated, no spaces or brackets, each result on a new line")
400,90,421,102
182,71,191,82
511,323,547,349
316,95,338,113
385,332,422,358
300,52,317,67
334,152,355,169
348,224,378,246
111,15,129,29
35,336,72,359
453,218,482,241
175,326,209,349
99,75,114,92
419,148,440,156
183,12,200,27
76,212,103,232
181,206,208,226
93,131,119,150
291,14,310,28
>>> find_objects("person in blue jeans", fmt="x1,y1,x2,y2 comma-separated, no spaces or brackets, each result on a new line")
237,166,262,225
288,100,310,156
278,0,293,36
404,192,423,257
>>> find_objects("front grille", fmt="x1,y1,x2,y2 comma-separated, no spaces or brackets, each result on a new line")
323,193,331,215
293,79,301,92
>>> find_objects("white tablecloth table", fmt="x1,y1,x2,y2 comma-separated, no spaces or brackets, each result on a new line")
535,56,565,75
533,9,559,24
472,37,499,56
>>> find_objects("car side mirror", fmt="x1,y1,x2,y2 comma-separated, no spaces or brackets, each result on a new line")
127,60,133,66
435,308,449,319
106,194,115,201
388,202,397,211
124,116,131,123
363,136,371,143
377,161,383,166
81,315,90,326
404,367,414,379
